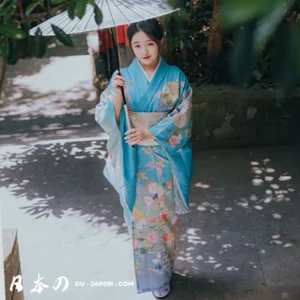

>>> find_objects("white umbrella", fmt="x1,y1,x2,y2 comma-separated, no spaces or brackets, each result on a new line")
29,0,178,36
30,0,179,143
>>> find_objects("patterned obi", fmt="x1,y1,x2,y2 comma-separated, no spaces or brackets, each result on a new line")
128,110,168,146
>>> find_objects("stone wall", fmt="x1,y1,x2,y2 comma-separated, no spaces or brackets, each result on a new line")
3,229,24,300
192,85,300,149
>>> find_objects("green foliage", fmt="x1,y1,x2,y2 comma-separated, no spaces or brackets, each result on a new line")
7,39,19,65
0,0,103,60
163,9,193,51
0,0,18,24
67,0,77,19
168,0,188,9
51,24,74,47
166,0,214,84
32,27,47,58
25,1,44,16
273,24,299,92
0,0,103,96
52,0,67,4
220,0,300,93
166,0,300,94
75,0,88,19
230,21,256,85
220,0,294,29
94,4,103,25
0,39,8,60
0,24,26,39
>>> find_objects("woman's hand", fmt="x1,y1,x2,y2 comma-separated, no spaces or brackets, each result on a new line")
111,71,124,123
125,129,155,145
112,71,125,96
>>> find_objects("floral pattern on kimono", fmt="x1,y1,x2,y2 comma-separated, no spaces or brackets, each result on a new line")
95,57,193,294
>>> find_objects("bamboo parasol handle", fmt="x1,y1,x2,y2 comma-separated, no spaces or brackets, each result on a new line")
109,27,134,147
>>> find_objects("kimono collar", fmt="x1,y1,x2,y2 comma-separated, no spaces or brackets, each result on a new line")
136,56,162,83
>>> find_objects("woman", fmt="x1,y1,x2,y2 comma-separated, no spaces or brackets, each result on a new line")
95,19,193,299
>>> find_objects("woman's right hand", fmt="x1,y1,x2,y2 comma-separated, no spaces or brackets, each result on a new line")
112,71,125,96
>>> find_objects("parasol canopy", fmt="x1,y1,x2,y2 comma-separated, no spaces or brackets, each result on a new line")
29,0,180,142
29,0,178,36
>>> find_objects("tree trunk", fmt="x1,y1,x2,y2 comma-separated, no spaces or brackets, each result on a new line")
0,58,7,100
207,0,223,65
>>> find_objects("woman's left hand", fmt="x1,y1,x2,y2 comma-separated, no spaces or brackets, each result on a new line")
125,129,154,145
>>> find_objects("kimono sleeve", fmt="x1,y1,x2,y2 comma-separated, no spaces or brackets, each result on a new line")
95,71,118,134
149,72,193,155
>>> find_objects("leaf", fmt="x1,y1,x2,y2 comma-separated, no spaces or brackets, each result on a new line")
220,0,293,29
68,0,77,20
183,37,193,49
230,20,256,85
75,0,88,19
168,0,186,9
274,25,298,94
293,22,300,77
0,0,17,23
0,24,26,39
168,0,178,7
253,0,292,54
0,0,17,13
33,27,47,58
52,0,67,4
25,2,41,16
0,39,8,61
19,22,33,58
51,24,74,47
7,39,19,65
165,15,181,37
88,0,95,5
94,4,103,25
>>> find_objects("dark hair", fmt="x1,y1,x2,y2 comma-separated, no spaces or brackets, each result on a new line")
127,18,164,44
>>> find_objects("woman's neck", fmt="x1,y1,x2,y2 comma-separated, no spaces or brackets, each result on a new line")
139,56,160,77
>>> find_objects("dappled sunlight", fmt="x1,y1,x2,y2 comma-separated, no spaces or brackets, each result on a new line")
0,140,146,298
189,152,298,228
12,56,93,93
0,55,101,146
1,56,96,120
196,202,220,213
269,235,293,247
178,147,300,295
173,226,263,290
194,182,210,189
248,158,296,225
0,184,139,300
0,141,129,236
0,114,102,145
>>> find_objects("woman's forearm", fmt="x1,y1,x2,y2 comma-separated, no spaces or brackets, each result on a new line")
113,94,123,123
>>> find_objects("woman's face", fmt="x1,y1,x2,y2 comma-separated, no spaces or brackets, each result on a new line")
131,31,160,67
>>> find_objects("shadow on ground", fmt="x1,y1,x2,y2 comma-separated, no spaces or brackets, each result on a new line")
0,55,100,145
1,125,300,299
0,141,129,236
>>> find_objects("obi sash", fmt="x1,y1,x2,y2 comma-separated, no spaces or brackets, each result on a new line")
128,110,168,146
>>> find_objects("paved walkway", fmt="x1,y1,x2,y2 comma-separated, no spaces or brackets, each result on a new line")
1,55,300,300
0,55,102,146
1,143,300,300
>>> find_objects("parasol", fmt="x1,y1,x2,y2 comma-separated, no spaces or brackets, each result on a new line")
29,0,179,139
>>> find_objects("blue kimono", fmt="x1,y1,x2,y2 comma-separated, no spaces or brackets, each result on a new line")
95,57,193,294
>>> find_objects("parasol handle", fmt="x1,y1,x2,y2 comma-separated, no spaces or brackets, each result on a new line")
109,27,134,147
124,104,132,130
109,28,125,102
